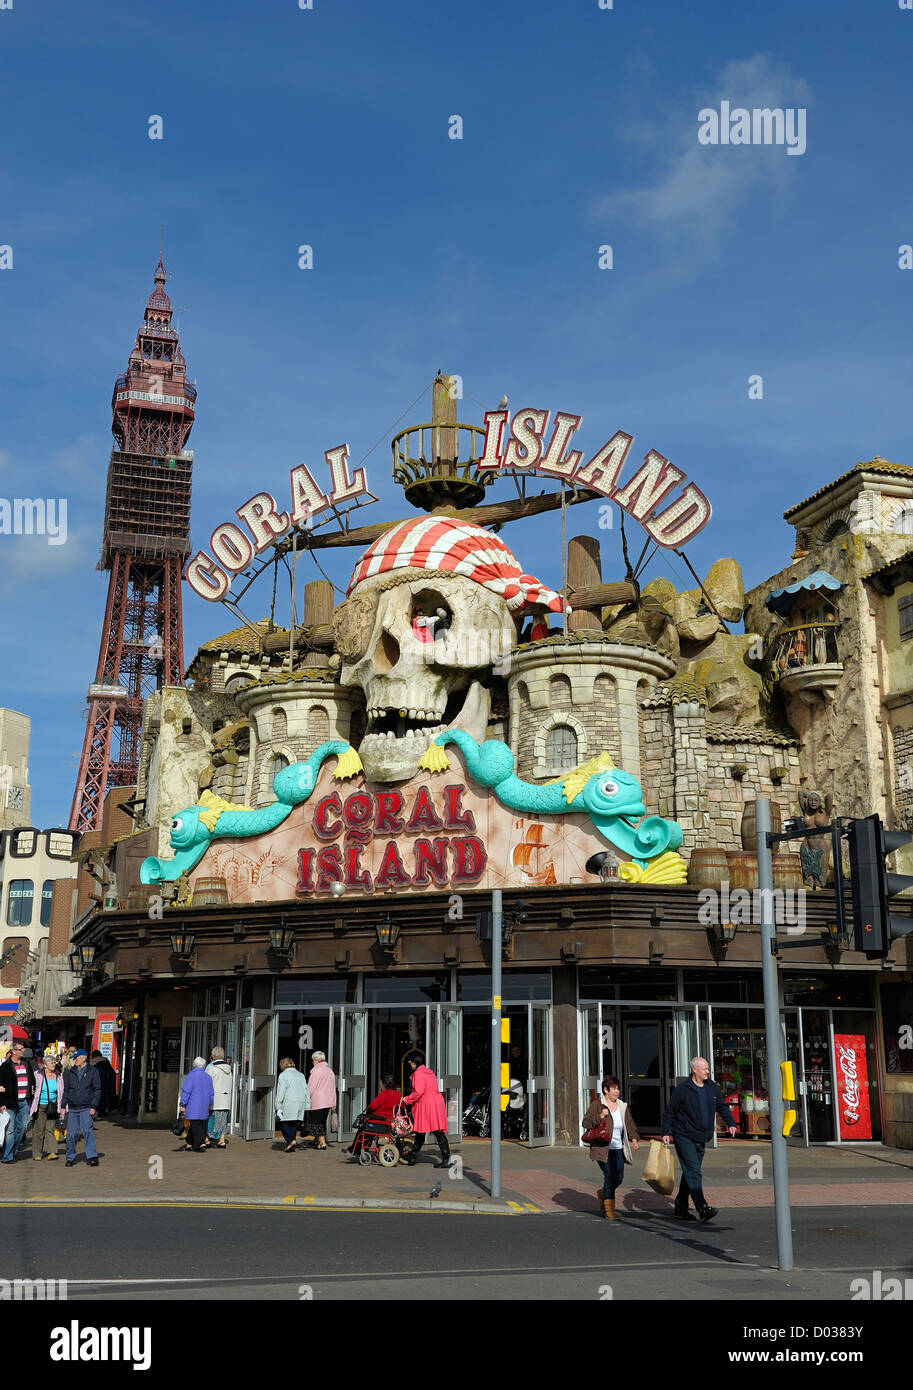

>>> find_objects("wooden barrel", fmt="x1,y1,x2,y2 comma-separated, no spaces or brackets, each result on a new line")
688,848,730,888
741,801,782,850
727,850,758,890
191,876,228,907
771,852,804,890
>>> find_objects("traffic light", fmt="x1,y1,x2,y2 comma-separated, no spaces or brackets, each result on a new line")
847,815,913,958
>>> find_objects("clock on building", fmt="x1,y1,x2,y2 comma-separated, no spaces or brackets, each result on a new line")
6,786,23,810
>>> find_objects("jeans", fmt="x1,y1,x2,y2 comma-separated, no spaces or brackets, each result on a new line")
2,1100,30,1161
673,1135,706,1210
65,1107,97,1162
596,1148,625,1198
280,1120,299,1147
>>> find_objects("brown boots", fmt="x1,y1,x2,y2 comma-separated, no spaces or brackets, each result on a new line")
597,1191,620,1220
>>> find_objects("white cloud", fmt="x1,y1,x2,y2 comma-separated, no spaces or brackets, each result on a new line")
595,54,811,258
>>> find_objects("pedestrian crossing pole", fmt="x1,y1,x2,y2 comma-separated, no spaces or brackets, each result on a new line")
755,797,795,1271
491,889,502,1199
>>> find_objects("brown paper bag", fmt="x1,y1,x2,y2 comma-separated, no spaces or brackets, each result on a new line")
642,1138,675,1195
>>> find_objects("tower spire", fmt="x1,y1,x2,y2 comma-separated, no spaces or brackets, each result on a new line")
69,256,196,834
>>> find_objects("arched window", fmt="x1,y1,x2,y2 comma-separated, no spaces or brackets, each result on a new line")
545,725,578,772
820,517,850,542
893,508,913,537
272,708,288,742
7,880,34,927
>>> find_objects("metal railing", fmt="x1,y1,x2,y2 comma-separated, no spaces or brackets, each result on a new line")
768,621,840,678
392,421,492,488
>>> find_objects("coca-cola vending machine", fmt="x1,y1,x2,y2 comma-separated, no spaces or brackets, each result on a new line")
833,1033,872,1141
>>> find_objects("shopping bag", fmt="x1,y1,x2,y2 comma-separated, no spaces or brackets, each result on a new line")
0,1110,9,1145
329,1111,338,1134
642,1139,675,1195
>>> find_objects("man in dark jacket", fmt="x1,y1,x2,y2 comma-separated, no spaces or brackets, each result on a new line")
0,1039,36,1163
661,1056,736,1223
62,1049,102,1167
90,1050,117,1115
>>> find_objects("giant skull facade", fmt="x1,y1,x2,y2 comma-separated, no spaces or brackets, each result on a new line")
335,570,516,782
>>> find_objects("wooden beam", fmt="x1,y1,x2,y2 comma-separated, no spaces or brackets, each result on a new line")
566,580,637,610
298,487,599,551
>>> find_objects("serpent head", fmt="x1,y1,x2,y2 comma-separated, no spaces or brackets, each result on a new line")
574,768,646,823
168,807,213,852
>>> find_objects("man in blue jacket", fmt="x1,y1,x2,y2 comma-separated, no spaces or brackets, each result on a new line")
661,1056,736,1223
62,1049,102,1167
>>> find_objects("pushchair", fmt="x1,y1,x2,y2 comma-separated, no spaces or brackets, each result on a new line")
348,1102,412,1167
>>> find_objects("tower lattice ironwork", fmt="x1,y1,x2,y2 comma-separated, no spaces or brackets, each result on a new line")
70,259,195,834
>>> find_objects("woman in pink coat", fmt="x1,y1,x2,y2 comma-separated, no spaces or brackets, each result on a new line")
402,1056,451,1168
306,1052,337,1150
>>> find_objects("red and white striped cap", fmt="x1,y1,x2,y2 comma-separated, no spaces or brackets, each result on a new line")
347,516,566,614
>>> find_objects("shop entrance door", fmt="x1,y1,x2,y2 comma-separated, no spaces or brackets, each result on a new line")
240,1009,279,1139
330,1006,367,1141
527,1002,553,1146
623,1016,670,1133
426,1004,462,1136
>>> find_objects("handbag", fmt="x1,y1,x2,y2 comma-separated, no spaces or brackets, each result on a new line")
582,1119,611,1145
171,1117,186,1138
392,1103,413,1138
642,1139,675,1195
45,1102,58,1120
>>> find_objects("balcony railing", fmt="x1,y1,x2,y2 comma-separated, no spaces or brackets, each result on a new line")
768,621,840,677
768,621,843,703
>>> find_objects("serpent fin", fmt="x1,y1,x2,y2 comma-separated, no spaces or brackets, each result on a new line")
197,789,253,831
331,747,363,780
552,750,615,804
419,744,451,773
618,851,687,885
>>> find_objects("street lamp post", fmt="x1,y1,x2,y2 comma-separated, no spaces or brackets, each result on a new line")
490,889,502,1199
754,797,795,1272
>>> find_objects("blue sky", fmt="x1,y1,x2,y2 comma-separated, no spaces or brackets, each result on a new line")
1,0,911,826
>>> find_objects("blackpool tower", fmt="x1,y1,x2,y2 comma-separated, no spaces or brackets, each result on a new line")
69,259,195,833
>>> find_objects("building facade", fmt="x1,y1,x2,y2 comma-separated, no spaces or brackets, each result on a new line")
65,421,913,1150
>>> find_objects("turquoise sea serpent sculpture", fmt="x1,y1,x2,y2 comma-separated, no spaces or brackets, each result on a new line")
141,731,686,887
140,740,363,883
419,730,686,883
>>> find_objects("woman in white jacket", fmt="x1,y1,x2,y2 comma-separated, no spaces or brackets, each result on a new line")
275,1057,311,1153
205,1047,233,1149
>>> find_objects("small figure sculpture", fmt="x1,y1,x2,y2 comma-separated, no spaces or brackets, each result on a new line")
813,627,827,665
798,789,833,889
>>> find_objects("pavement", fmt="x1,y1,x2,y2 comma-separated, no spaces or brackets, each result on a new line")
3,1116,913,1215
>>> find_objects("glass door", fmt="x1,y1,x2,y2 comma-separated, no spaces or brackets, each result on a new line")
527,1002,553,1146
331,1006,367,1141
623,1016,667,1132
427,1004,462,1136
242,1008,278,1140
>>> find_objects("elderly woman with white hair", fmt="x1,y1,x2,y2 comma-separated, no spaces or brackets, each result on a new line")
205,1046,233,1149
306,1051,337,1150
179,1056,215,1153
